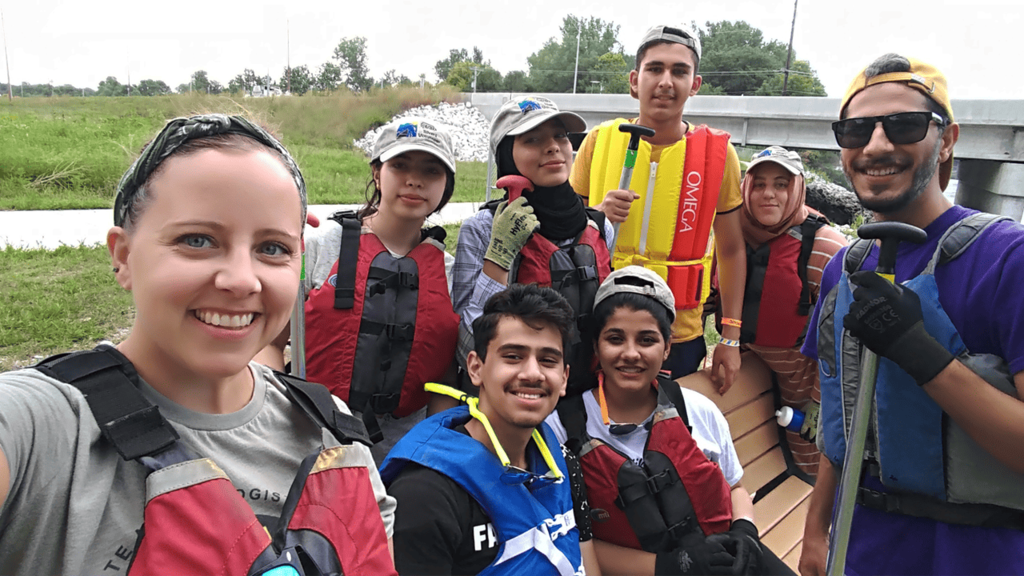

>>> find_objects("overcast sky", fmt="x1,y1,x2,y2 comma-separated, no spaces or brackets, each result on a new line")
5,0,1021,100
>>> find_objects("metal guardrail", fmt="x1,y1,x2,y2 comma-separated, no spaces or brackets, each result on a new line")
465,93,1024,163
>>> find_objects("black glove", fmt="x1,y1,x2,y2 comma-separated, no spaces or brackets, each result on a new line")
705,519,763,576
843,271,954,386
654,535,735,575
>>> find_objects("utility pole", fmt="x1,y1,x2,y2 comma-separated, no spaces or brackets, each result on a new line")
127,63,131,96
782,0,798,96
1,8,11,101
470,65,479,103
286,20,291,94
572,22,581,94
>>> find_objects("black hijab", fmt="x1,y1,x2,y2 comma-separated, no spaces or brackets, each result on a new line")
495,137,588,241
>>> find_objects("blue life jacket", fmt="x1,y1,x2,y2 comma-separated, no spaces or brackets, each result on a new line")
818,213,1024,527
380,406,584,575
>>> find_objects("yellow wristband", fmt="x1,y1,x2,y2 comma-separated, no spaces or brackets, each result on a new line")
721,318,742,328
720,338,740,348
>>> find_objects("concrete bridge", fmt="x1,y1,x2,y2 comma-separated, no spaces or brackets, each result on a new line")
467,93,1024,221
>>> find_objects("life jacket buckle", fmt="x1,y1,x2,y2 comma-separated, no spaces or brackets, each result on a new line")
384,323,415,341
857,486,900,514
369,392,401,415
367,279,389,297
576,264,598,282
398,271,419,289
666,517,695,541
646,468,679,494
542,514,573,541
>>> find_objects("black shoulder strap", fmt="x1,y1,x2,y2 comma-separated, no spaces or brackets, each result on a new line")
556,394,589,456
274,371,372,447
481,198,503,214
796,216,828,315
843,237,874,275
35,345,179,461
934,212,1009,268
332,212,361,310
656,374,690,429
585,207,607,240
421,225,447,244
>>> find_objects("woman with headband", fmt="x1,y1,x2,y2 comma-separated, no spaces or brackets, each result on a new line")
0,115,396,575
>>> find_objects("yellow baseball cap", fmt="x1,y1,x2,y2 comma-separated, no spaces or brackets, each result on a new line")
841,56,954,190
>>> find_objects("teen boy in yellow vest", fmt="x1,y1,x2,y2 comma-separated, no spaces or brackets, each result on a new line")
571,24,746,392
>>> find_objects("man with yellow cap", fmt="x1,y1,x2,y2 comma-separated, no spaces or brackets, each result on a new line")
799,54,1024,575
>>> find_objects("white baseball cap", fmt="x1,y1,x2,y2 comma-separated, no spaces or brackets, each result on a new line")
371,117,457,173
594,266,676,322
489,96,586,154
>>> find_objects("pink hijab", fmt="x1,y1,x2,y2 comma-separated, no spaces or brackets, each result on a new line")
740,163,810,247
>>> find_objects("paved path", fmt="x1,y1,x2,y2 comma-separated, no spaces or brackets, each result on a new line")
0,203,482,250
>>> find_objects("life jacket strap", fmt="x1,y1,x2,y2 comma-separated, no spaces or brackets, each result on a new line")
274,371,372,447
655,374,690,428
423,383,565,481
35,344,179,461
331,211,362,310
857,486,1024,530
367,266,419,295
614,466,682,509
796,215,829,315
493,511,579,576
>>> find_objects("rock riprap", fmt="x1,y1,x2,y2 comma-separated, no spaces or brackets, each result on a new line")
805,173,871,226
353,102,491,162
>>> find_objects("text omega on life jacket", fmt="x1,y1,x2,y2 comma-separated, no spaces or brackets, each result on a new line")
678,170,701,234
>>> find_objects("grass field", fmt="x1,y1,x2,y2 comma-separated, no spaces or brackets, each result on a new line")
0,245,134,370
0,88,490,210
0,222,464,371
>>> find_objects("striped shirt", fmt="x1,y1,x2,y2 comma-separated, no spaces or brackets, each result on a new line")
746,223,847,478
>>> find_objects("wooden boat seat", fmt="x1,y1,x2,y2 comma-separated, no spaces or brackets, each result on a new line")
677,351,812,572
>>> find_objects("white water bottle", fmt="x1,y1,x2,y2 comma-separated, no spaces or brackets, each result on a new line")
776,406,805,432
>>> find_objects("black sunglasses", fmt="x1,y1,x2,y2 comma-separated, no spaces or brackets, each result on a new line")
831,111,946,149
609,420,653,436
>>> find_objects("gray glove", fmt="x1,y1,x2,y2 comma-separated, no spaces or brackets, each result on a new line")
484,196,539,270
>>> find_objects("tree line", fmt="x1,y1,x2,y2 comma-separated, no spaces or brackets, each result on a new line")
3,18,826,99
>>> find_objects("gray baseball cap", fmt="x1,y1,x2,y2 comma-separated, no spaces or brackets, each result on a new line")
746,146,804,176
371,117,457,173
594,266,676,322
489,96,587,154
637,25,702,64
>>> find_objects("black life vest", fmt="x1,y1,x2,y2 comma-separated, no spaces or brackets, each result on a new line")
483,201,612,395
304,211,460,443
558,375,732,552
35,344,396,576
739,214,828,347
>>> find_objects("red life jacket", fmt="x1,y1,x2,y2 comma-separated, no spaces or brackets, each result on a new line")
36,345,396,576
739,215,828,348
558,376,733,552
483,200,612,395
304,212,459,442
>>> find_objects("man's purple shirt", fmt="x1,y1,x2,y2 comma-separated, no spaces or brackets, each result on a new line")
802,205,1024,575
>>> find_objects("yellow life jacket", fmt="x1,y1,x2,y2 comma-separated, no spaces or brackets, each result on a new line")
588,119,729,314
